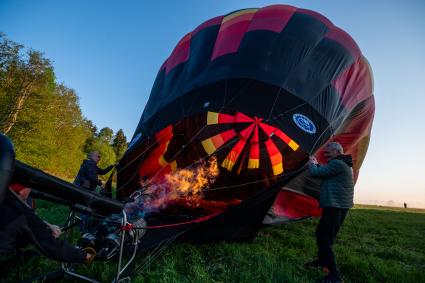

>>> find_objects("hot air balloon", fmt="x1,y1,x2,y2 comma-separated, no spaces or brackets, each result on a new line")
116,4,374,248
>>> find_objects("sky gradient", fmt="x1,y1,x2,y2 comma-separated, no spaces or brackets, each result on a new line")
1,0,424,207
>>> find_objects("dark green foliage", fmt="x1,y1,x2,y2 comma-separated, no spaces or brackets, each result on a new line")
3,205,424,283
112,129,127,160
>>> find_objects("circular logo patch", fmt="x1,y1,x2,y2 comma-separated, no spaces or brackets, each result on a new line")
293,113,316,134
128,133,142,148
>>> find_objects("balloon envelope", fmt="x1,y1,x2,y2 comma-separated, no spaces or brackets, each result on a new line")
117,5,374,247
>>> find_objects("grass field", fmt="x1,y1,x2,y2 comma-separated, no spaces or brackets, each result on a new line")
2,202,425,283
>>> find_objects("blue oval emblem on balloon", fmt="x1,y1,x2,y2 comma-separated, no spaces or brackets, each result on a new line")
293,114,316,134
128,133,142,148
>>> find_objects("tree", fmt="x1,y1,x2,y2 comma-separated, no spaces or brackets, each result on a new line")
8,81,91,177
112,129,127,159
2,35,58,171
46,85,91,176
83,119,98,154
86,119,98,136
0,34,54,134
98,127,114,144
1,35,93,177
0,34,119,179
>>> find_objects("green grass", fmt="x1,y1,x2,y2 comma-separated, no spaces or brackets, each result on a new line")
3,204,425,283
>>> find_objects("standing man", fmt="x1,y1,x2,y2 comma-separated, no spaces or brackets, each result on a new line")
307,142,354,283
74,151,115,191
74,151,116,232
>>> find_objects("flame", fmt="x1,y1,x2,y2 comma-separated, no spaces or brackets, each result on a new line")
165,156,219,195
139,157,219,213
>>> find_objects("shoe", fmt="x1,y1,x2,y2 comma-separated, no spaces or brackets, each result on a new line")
304,259,321,269
315,274,342,283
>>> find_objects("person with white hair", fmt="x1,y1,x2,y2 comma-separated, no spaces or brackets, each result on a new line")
306,142,354,283
74,151,116,191
73,151,117,233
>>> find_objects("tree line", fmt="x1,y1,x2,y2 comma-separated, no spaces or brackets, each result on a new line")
0,33,128,179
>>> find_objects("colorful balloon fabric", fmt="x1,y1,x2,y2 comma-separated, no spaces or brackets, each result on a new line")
117,5,374,246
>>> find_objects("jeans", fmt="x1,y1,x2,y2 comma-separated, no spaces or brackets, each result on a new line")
316,207,348,279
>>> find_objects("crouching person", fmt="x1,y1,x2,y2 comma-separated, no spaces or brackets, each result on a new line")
0,185,95,278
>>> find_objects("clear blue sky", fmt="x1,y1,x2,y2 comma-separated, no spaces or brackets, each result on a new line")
1,0,424,207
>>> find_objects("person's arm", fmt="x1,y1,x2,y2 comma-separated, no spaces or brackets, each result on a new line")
97,164,115,175
1,193,94,264
44,221,62,238
24,209,87,263
309,160,342,178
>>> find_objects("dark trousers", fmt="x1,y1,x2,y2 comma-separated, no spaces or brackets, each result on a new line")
316,207,348,279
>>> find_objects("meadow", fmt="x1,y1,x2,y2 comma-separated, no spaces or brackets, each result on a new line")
2,203,424,283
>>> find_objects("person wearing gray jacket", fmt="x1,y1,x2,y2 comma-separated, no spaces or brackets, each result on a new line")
307,142,354,283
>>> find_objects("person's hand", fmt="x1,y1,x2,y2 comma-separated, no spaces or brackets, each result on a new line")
83,247,96,264
48,224,62,238
309,156,318,165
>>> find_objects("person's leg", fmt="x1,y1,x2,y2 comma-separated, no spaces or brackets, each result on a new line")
326,208,348,280
316,208,333,269
335,208,348,235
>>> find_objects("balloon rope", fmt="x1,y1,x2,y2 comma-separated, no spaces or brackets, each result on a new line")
117,110,193,176
116,79,250,193
203,165,307,192
115,120,192,194
114,114,334,195
116,136,153,174
149,124,208,180
116,75,340,195
114,136,166,194
266,87,283,122
142,79,255,182
85,211,220,232
133,212,220,230
134,230,186,275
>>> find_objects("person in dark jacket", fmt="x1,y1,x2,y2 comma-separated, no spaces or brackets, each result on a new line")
0,187,95,278
307,142,354,283
74,151,115,191
74,151,116,232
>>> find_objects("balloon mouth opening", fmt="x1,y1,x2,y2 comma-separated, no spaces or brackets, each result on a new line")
120,110,309,221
